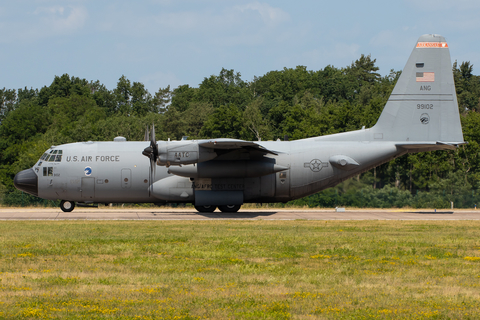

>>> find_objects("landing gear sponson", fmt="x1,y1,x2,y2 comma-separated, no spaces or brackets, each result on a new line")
58,201,240,213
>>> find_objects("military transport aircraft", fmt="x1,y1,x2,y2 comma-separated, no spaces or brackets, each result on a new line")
14,34,465,213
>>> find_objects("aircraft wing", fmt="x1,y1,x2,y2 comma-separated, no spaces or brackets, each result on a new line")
198,138,279,155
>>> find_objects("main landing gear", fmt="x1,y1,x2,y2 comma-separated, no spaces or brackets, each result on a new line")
60,200,75,212
194,205,241,213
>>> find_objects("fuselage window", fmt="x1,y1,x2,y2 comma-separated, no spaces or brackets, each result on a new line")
43,167,54,176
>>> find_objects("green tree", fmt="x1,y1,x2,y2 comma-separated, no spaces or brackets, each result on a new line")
47,95,106,143
171,84,197,112
114,75,132,115
200,104,247,139
243,98,271,141
38,74,91,106
453,61,480,112
0,88,16,123
196,68,252,109
182,102,214,139
345,54,381,84
153,86,172,113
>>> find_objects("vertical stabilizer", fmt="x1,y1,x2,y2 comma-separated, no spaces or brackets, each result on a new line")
372,34,464,145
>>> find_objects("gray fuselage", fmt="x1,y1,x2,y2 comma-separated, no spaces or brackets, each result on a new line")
34,133,403,205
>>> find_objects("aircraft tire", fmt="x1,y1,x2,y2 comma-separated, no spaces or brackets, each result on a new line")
218,205,241,213
194,205,216,213
60,200,75,212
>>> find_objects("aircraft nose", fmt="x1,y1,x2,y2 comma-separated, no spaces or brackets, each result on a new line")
14,168,38,197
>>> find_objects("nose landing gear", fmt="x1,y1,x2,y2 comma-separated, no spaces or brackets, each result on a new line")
60,200,75,212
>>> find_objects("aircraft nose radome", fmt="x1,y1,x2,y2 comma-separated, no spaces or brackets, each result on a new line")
14,168,38,197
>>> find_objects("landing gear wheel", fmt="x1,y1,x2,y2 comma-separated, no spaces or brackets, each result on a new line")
60,200,75,213
194,205,217,213
218,205,241,213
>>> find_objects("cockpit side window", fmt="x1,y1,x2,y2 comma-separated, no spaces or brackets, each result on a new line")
43,167,53,176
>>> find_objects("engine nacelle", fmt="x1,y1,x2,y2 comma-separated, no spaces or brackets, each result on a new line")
156,142,216,167
168,160,289,179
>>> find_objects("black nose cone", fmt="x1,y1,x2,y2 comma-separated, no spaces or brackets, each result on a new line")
14,168,38,197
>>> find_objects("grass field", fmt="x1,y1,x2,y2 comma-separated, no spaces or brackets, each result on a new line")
1,220,480,319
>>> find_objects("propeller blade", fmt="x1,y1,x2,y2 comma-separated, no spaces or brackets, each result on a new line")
151,124,156,148
142,124,158,195
144,125,150,141
147,123,158,189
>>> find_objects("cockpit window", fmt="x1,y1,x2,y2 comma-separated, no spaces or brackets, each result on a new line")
40,150,63,162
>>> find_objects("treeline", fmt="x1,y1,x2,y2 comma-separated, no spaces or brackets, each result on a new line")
1,56,480,208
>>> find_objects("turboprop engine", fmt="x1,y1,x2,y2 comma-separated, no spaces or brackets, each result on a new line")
167,161,288,179
156,142,217,167
142,129,217,168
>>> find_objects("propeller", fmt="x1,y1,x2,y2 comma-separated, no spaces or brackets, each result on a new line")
144,125,150,141
142,124,159,194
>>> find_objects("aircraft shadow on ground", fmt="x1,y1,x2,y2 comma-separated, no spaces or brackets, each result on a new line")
407,211,454,214
194,211,277,218
147,211,277,218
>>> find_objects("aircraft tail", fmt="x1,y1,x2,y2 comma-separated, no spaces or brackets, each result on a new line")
372,34,465,149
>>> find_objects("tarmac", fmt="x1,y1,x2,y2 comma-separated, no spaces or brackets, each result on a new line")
1,207,479,220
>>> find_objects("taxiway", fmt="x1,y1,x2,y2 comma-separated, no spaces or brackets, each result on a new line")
0,207,479,220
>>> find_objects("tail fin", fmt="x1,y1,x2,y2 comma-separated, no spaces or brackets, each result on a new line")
373,34,465,148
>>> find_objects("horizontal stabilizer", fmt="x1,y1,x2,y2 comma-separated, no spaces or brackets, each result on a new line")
396,141,466,151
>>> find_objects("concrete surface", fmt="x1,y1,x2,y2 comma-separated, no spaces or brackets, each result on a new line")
1,207,479,220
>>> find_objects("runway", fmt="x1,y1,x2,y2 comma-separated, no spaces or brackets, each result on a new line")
1,207,479,220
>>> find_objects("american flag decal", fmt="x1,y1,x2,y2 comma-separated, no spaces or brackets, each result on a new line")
416,72,435,82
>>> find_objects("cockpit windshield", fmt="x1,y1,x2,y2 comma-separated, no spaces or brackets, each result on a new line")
39,150,63,163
